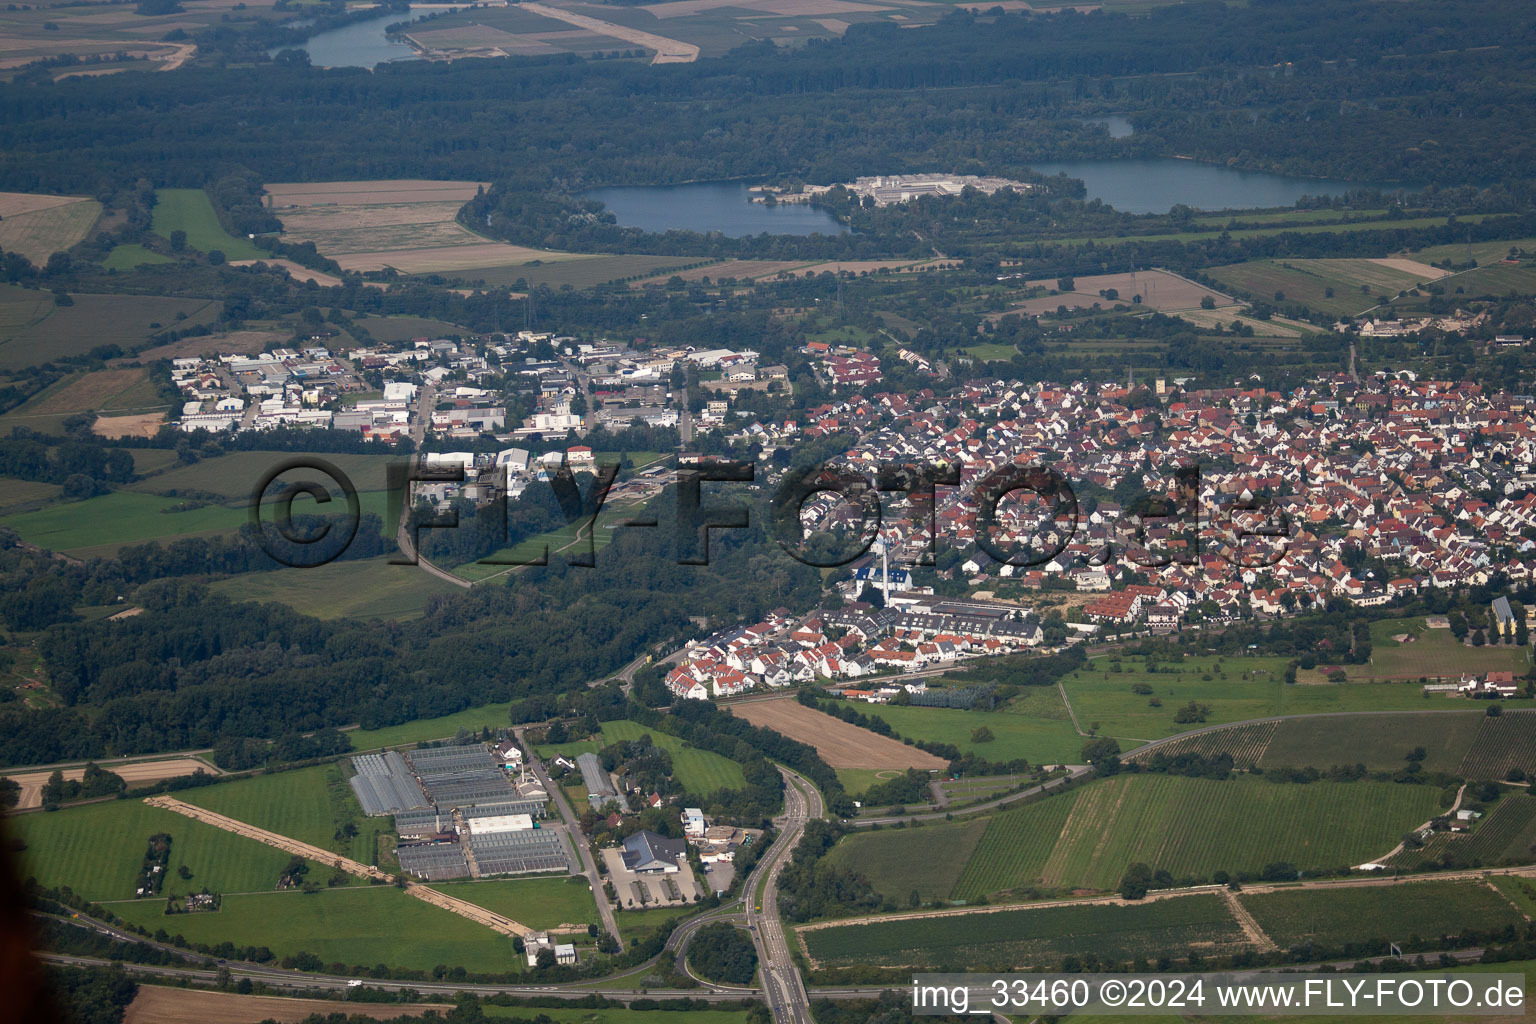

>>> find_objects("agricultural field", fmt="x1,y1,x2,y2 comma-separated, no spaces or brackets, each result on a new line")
800,893,1247,970
1341,617,1531,683
152,189,265,259
1257,712,1489,774
348,700,526,751
10,798,295,902
1388,794,1536,870
107,885,525,974
825,816,989,902
848,693,1087,766
1125,721,1279,769
211,555,461,622
4,756,212,811
0,477,60,515
178,764,377,865
434,876,598,932
0,191,100,266
1459,712,1536,780
469,254,702,290
0,285,221,370
1004,269,1231,316
1242,881,1528,951
725,697,947,771
267,179,584,276
1447,260,1536,299
1208,258,1439,317
352,315,474,343
938,774,1440,896
540,719,745,794
1059,654,1442,742
0,491,251,556
129,449,400,498
950,788,1082,900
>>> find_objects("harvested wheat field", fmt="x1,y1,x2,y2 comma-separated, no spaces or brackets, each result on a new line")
92,412,166,439
7,757,215,809
0,191,100,266
1013,269,1230,314
124,985,408,1024
726,697,946,770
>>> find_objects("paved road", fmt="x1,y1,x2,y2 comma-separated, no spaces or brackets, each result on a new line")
514,726,620,946
745,767,822,1024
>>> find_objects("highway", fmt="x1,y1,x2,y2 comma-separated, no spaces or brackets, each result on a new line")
744,767,822,1024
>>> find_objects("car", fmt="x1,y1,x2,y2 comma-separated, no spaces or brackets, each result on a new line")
346,980,363,988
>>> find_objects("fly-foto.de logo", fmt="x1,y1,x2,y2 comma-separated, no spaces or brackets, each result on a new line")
248,456,1291,571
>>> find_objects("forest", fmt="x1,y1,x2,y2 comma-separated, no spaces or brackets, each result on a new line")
0,0,1533,199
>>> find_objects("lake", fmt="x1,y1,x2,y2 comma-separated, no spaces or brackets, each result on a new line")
281,10,418,68
1028,158,1393,215
585,182,848,237
583,162,1394,235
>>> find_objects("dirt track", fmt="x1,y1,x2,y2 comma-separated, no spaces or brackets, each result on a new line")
7,758,215,810
725,697,946,770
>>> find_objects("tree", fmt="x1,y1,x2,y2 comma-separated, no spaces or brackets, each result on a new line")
1119,862,1153,900
169,230,186,252
1082,736,1121,775
970,725,994,743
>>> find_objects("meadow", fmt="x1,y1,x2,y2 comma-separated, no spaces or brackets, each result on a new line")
348,700,526,751
211,555,461,622
434,875,598,932
541,719,745,794
102,244,175,271
0,491,250,556
129,449,401,499
801,893,1247,970
1060,654,1437,742
0,285,221,370
352,316,474,343
850,692,1087,766
1208,258,1433,317
1241,881,1528,950
179,764,377,865
152,189,265,259
11,798,295,902
463,254,700,290
1348,617,1530,682
108,885,525,973
824,816,990,902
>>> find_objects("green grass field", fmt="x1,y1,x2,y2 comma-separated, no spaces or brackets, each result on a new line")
0,284,221,370
849,693,1087,766
211,555,460,622
576,720,746,795
826,817,990,902
178,764,376,865
152,189,265,260
348,700,525,750
351,316,473,343
801,892,1247,969
108,885,525,973
102,244,176,270
1258,711,1488,773
129,450,401,499
434,876,598,931
459,254,701,290
11,799,296,902
1208,258,1432,317
1061,655,1437,742
1345,617,1530,682
1242,881,1527,950
484,1009,753,1024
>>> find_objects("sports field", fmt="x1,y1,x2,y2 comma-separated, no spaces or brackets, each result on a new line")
801,892,1248,969
1242,880,1527,950
152,189,265,260
107,884,525,973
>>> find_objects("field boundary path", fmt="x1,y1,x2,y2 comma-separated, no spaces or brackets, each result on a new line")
1222,887,1278,952
144,795,535,938
1373,783,1465,864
